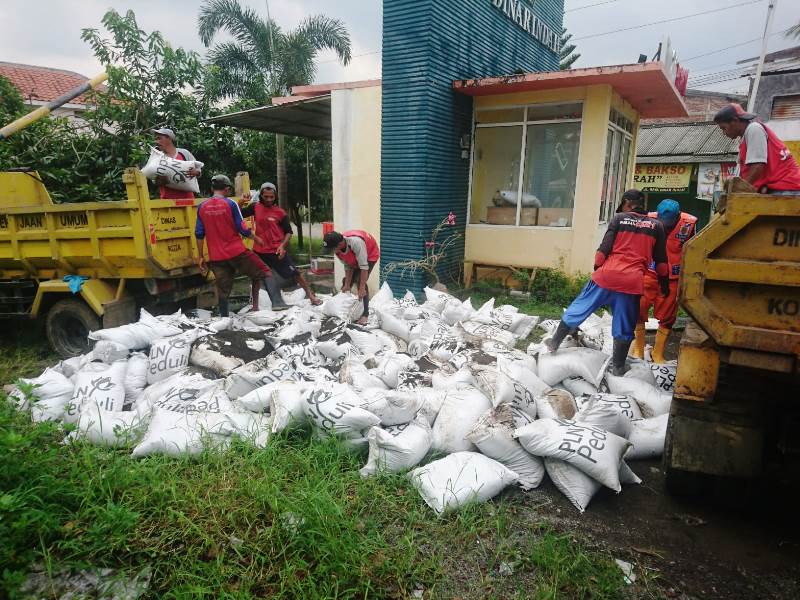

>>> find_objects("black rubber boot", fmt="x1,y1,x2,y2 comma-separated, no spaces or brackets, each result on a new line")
545,321,572,352
218,297,230,317
263,276,289,310
610,338,633,376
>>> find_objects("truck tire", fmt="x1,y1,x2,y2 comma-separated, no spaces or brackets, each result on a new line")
46,298,101,358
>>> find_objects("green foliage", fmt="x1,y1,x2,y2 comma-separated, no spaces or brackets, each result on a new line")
559,29,581,70
0,74,24,119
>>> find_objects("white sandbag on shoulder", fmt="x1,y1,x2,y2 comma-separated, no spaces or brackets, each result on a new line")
561,377,597,398
456,321,517,348
92,340,129,364
131,408,230,458
140,146,203,193
359,389,425,425
409,451,519,514
514,418,632,491
376,309,411,342
467,404,545,490
535,389,577,420
70,404,143,447
606,373,672,418
302,382,380,438
65,360,128,423
322,292,364,322
432,368,475,391
89,308,183,351
537,348,610,387
576,393,642,421
442,298,476,326
494,356,547,418
626,414,668,460
360,416,433,477
648,362,677,393
17,368,74,422
124,352,149,404
339,358,387,392
374,353,415,388
146,330,200,385
431,387,492,454
224,354,299,399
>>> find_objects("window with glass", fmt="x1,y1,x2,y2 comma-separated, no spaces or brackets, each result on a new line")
469,102,583,227
599,109,634,223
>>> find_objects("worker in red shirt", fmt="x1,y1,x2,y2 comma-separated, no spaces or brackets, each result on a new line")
631,199,697,363
323,229,380,325
546,189,669,375
195,174,282,316
152,127,201,200
714,103,800,194
241,182,322,307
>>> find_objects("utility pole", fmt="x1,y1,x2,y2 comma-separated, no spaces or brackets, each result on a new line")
748,0,777,114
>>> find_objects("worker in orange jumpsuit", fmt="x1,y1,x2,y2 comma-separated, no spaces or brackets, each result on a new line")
631,199,697,363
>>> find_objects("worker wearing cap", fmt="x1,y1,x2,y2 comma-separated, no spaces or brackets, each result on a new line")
323,229,380,325
241,182,322,307
631,199,697,363
152,127,201,200
714,103,800,194
546,189,669,376
195,174,282,316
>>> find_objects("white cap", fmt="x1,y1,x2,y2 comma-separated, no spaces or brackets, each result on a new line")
152,127,176,141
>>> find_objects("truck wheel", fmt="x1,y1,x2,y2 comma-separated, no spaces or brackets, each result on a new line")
46,299,101,358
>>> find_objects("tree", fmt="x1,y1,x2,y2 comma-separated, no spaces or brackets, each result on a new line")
197,0,351,244
560,29,581,70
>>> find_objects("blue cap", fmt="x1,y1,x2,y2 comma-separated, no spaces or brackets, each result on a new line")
657,199,680,220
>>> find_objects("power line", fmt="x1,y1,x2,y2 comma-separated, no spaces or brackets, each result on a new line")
572,0,763,42
682,26,791,63
565,0,620,13
317,49,381,65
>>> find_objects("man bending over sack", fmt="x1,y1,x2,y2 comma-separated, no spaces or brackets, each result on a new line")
631,199,696,363
195,174,284,316
323,229,381,326
546,189,669,375
241,182,322,308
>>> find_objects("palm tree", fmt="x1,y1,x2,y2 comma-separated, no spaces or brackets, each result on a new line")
198,0,351,235
560,29,581,70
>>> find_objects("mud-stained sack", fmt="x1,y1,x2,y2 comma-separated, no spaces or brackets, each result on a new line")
373,352,415,388
124,353,149,404
514,418,632,491
416,388,449,425
494,356,547,418
92,340,129,364
576,393,642,421
190,330,275,376
17,368,74,422
322,292,364,322
302,382,380,438
605,374,672,418
339,358,387,392
441,298,476,326
147,330,200,385
561,376,597,398
466,404,545,490
131,408,230,458
316,338,360,363
623,363,657,387
456,321,517,348
432,368,475,391
346,327,390,357
431,387,492,454
409,451,519,514
89,309,184,351
360,416,432,477
537,348,610,387
535,388,577,420
626,414,668,460
70,404,143,447
648,362,677,393
268,381,308,433
65,361,128,423
359,389,425,425
224,354,298,399
480,341,538,373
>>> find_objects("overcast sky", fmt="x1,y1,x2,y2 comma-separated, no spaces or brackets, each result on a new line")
1,0,799,96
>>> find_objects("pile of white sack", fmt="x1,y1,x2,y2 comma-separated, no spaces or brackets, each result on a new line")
7,284,676,514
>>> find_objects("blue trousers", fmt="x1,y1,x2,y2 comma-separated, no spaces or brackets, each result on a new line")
561,281,640,341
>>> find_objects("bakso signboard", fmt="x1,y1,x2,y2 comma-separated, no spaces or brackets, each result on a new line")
633,164,693,193
490,0,561,53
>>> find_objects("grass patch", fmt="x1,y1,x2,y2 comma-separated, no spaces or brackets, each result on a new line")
0,321,57,386
0,394,625,598
288,236,325,265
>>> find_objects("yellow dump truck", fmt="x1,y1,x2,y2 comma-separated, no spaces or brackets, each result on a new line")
0,168,216,356
665,187,800,492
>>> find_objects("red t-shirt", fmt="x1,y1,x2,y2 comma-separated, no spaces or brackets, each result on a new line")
241,202,292,253
159,151,196,200
740,122,800,191
195,195,251,261
592,211,668,295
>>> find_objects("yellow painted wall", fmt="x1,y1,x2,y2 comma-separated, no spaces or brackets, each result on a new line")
466,84,640,275
331,85,382,293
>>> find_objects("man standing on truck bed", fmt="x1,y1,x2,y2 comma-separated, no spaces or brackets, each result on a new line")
630,199,697,363
545,189,669,376
714,103,800,195
153,127,201,200
195,174,283,317
323,229,380,326
241,182,322,307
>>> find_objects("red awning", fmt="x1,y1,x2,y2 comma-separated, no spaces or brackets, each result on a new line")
453,62,688,119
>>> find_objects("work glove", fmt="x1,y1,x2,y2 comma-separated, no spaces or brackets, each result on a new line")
659,277,670,298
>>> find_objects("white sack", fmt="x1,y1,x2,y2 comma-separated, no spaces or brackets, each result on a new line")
359,389,425,425
467,404,545,490
124,353,149,404
606,374,672,418
316,339,359,363
431,387,492,454
18,368,74,422
89,309,183,351
494,356,547,418
92,340,129,364
535,389,577,420
302,382,381,438
269,381,308,433
575,399,633,439
322,292,364,322
422,287,460,314
369,281,395,311
135,371,222,418
537,348,610,387
546,458,641,513
626,414,668,460
442,298,475,326
376,309,411,342
360,416,432,477
432,368,475,391
339,358,387,392
140,146,203,193
71,404,143,447
224,354,298,399
416,388,449,426
514,418,632,491
561,377,597,398
147,330,199,385
346,328,390,357
374,353,415,388
409,451,519,514
457,321,517,348
648,362,677,393
576,393,642,421
131,408,230,458
624,363,657,387
66,361,128,423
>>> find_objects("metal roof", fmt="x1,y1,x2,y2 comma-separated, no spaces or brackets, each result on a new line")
204,94,331,139
636,121,738,163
